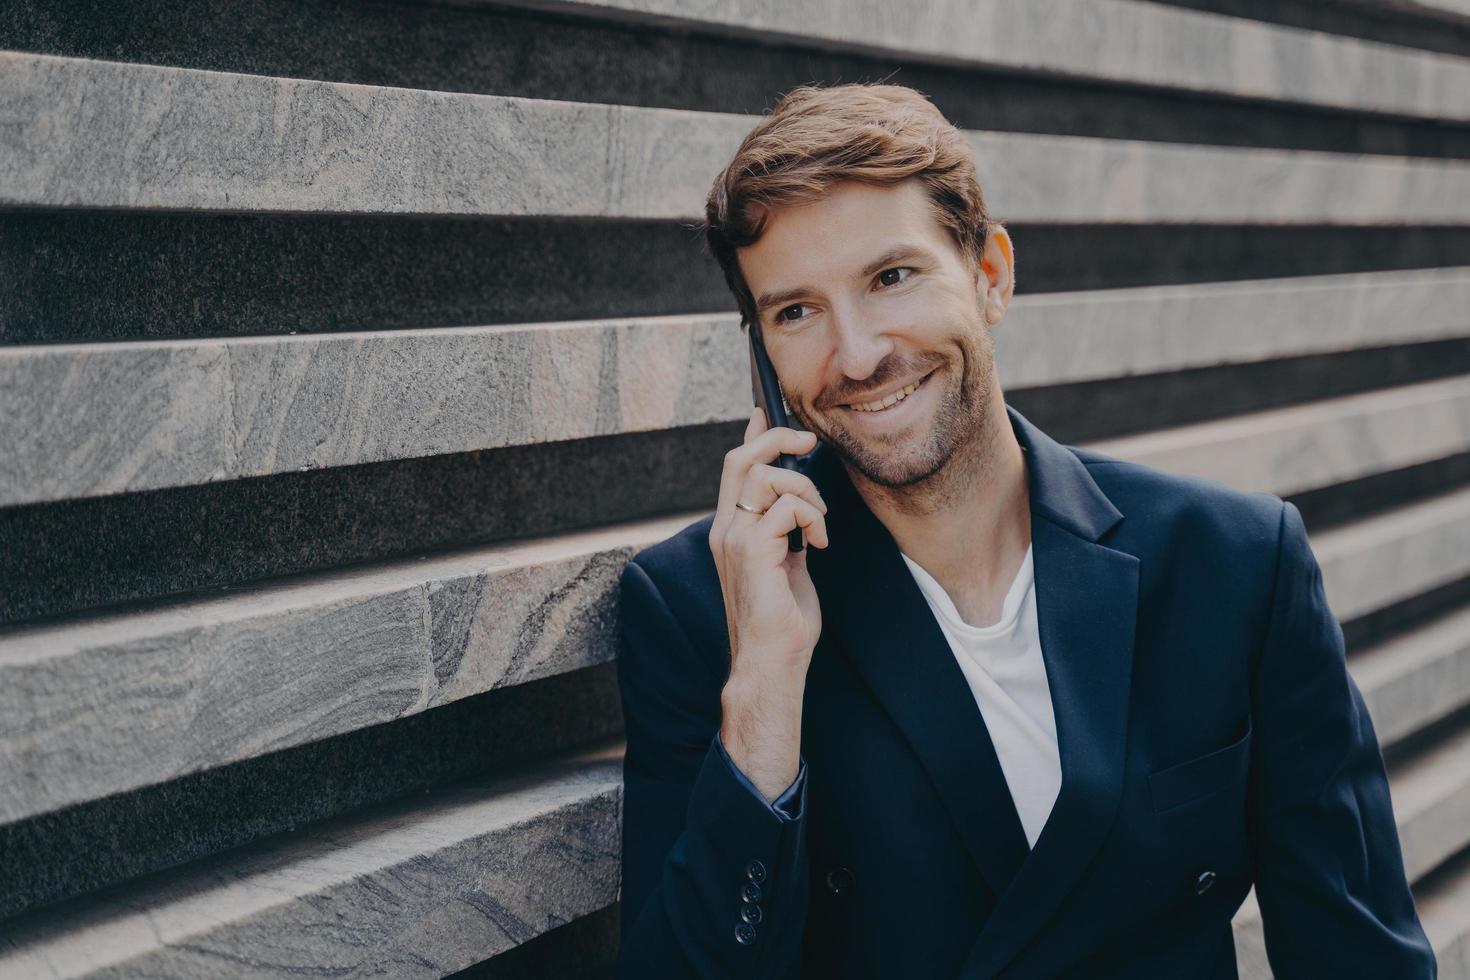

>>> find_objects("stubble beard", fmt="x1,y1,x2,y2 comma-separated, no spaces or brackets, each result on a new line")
790,329,997,494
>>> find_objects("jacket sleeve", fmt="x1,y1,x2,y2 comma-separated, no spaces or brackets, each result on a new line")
615,558,812,979
716,729,809,822
1249,500,1436,978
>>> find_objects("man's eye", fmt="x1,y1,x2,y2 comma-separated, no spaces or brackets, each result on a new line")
877,267,914,288
776,304,811,323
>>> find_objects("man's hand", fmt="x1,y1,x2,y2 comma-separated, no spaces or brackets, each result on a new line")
708,406,827,802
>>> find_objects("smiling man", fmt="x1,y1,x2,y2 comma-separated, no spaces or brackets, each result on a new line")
614,83,1433,978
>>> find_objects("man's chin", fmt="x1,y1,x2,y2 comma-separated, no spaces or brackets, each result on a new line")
826,428,949,490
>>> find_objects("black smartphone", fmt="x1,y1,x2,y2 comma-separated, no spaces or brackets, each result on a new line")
747,323,806,553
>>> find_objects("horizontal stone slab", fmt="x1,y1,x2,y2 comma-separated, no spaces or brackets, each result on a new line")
1,452,1457,827
477,0,1470,122
0,512,696,825
1315,484,1470,622
998,268,1470,390
0,314,749,508
1419,852,1470,980
1353,604,1470,747
1387,0,1470,22
1392,722,1470,883
0,741,623,979
6,267,1468,507
1089,375,1470,498
5,53,1470,222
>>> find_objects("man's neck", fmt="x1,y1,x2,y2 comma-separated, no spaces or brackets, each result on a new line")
846,395,1032,627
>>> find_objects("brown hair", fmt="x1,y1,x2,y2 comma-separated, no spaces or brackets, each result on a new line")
703,82,992,330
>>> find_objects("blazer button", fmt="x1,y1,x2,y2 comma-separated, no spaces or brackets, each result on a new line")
740,881,763,904
735,922,756,945
746,859,768,883
1195,870,1217,896
741,903,763,925
826,866,855,895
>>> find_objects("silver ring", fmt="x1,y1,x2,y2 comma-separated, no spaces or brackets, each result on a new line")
734,500,766,517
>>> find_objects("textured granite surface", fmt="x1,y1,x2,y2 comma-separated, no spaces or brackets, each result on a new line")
0,423,736,626
1392,726,1470,882
1,0,1466,971
1289,446,1470,536
1136,0,1470,57
0,450,1458,826
6,0,1470,157
477,0,1470,121
0,513,687,824
968,129,1470,225
0,743,624,979
0,663,623,921
1354,605,1470,745
8,212,1470,345
0,314,749,506
1418,852,1470,980
0,212,730,345
8,343,1470,627
1090,375,1470,497
452,901,619,978
449,905,617,980
6,269,1467,507
1317,484,1470,621
6,52,1470,222
998,268,1470,389
0,52,746,218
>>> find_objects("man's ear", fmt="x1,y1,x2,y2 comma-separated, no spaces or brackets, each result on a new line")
978,223,1015,326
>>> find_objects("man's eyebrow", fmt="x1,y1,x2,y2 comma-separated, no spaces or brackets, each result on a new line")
753,244,935,317
857,244,933,280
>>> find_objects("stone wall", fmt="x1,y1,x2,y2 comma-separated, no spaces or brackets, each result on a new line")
2,1,1470,975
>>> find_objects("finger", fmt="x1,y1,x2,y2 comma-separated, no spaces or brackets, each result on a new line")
716,426,816,528
755,494,829,551
744,404,767,444
737,463,827,518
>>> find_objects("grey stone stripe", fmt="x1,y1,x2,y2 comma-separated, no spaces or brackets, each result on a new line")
472,0,1470,122
0,742,623,980
1316,484,1470,622
6,268,1469,508
1419,862,1470,980
0,512,696,825
1088,375,1470,498
996,268,1470,390
1385,0,1470,20
1394,723,1470,883
0,464,1458,827
6,53,1470,222
0,313,751,507
1354,603,1470,746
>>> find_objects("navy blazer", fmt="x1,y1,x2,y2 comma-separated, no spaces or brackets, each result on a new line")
615,404,1433,978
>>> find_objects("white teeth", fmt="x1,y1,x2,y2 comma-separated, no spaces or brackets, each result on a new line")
850,377,924,413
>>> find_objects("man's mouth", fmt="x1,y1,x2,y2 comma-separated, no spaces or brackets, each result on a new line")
844,370,935,414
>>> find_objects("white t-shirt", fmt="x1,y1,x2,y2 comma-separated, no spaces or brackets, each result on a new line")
899,543,1061,847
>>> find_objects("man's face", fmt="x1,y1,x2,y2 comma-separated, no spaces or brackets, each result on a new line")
737,178,1011,490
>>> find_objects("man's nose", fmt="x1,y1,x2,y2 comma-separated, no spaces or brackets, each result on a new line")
830,308,894,383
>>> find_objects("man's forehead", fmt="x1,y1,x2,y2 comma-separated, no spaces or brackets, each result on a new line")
738,182,948,298
749,179,933,247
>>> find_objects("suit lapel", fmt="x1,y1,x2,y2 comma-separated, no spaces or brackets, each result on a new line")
804,406,1140,977
819,490,1032,897
961,518,1139,977
960,408,1140,978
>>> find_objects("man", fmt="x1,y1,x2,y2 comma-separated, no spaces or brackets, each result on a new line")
614,83,1433,978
